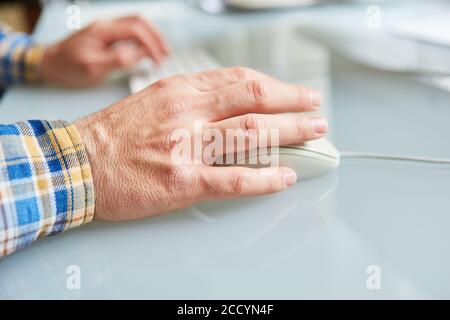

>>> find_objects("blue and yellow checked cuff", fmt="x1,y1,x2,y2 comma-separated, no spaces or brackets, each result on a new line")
0,26,46,86
0,120,95,257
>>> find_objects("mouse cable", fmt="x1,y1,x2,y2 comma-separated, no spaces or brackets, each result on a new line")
339,152,450,164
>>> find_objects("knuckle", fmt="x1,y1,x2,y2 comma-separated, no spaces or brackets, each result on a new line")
232,174,251,195
116,53,129,67
295,117,315,140
160,130,177,153
129,23,143,35
268,177,282,193
231,66,251,81
247,80,267,104
242,114,262,132
168,165,197,192
162,98,190,119
295,117,306,139
200,173,220,196
133,25,142,34
131,14,145,22
297,86,309,107
151,78,172,90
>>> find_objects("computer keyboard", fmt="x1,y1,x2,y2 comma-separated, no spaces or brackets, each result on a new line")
128,49,222,93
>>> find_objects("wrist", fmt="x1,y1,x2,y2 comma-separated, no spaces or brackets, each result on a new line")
39,43,60,84
74,115,109,220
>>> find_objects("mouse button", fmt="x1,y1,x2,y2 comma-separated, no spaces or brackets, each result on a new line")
293,139,339,159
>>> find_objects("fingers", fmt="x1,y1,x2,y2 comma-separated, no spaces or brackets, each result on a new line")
209,114,328,151
93,16,169,64
204,79,323,121
115,16,170,56
185,67,277,91
131,16,170,56
103,45,146,71
201,166,297,199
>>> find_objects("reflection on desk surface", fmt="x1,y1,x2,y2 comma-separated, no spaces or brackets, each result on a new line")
1,0,450,299
0,173,337,299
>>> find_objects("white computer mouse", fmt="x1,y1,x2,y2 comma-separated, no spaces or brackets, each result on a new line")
241,138,340,180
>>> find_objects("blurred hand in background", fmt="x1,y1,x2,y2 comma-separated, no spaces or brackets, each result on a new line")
41,15,170,88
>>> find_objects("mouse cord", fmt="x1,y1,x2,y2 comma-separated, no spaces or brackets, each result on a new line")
339,152,450,164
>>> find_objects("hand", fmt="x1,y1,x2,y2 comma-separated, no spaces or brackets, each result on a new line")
74,67,328,221
40,15,170,88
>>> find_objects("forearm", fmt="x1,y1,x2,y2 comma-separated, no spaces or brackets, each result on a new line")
0,120,94,257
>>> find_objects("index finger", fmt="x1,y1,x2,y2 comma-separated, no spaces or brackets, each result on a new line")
98,16,167,63
203,79,323,121
115,15,170,55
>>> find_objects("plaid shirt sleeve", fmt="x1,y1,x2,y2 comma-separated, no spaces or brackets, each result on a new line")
0,25,45,87
0,120,95,257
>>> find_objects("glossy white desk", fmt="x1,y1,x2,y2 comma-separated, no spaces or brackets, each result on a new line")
1,0,450,299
